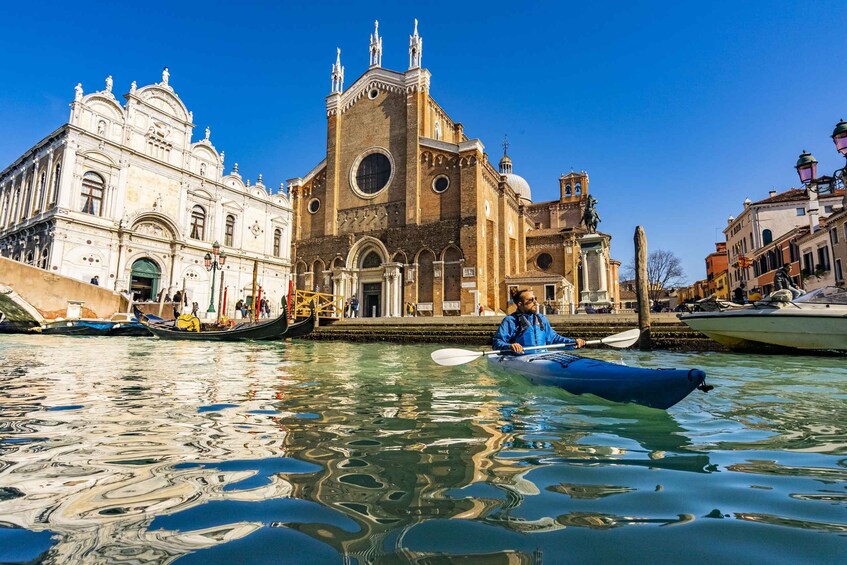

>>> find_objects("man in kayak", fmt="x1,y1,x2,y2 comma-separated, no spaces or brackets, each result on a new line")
493,289,585,354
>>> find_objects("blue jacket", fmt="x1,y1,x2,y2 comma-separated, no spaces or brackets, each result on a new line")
492,311,575,353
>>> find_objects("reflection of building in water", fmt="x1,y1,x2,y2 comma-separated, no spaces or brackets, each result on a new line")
0,350,302,564
271,369,555,560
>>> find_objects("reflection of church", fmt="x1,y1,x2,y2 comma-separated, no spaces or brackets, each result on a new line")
290,21,620,316
0,69,292,314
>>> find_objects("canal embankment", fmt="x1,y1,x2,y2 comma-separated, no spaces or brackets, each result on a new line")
307,312,723,350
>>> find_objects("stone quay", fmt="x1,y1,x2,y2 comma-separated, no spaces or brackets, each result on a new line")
305,313,722,351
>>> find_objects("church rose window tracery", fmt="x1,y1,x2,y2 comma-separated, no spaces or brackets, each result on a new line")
80,172,105,216
190,205,206,240
353,151,392,196
536,252,553,271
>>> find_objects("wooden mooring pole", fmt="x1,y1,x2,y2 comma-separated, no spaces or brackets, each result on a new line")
634,225,652,350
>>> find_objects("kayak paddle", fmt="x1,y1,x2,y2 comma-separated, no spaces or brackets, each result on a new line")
431,328,641,367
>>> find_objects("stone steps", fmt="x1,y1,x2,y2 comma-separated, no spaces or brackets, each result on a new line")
306,315,722,351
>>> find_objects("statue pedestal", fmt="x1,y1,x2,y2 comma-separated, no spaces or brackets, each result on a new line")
578,233,612,312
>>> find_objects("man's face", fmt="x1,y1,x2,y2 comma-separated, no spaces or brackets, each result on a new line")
518,293,539,314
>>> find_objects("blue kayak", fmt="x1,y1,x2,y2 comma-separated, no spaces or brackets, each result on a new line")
487,351,708,409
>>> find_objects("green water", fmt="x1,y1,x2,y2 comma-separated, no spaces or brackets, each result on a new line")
0,336,846,564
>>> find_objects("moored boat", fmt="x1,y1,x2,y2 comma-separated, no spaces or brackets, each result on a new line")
143,304,288,341
679,286,847,354
487,351,708,409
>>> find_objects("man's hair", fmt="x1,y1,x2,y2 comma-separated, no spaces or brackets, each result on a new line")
510,288,532,303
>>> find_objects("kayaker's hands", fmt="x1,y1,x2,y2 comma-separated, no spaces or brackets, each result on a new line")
510,343,524,354
574,338,586,349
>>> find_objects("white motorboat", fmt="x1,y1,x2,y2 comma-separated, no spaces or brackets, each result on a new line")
679,286,847,353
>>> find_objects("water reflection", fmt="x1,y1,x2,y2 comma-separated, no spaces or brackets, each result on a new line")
0,337,846,562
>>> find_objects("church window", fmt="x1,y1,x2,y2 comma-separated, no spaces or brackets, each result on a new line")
37,171,46,211
39,246,49,269
368,88,379,99
575,182,582,195
432,175,449,194
308,198,321,214
80,172,105,216
353,151,392,196
273,228,281,257
224,214,235,247
536,253,553,271
50,163,61,206
434,121,441,140
361,251,382,269
565,184,572,196
190,205,206,240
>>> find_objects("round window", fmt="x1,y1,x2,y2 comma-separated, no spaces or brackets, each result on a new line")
536,253,553,270
308,198,321,214
352,149,394,197
432,175,449,193
368,88,379,99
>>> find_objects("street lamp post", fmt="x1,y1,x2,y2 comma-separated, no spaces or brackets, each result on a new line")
795,119,847,210
204,241,227,314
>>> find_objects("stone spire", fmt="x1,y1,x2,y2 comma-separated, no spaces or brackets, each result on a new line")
330,48,345,94
369,20,383,68
409,19,422,69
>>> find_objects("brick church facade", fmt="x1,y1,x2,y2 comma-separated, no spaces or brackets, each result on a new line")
289,21,619,317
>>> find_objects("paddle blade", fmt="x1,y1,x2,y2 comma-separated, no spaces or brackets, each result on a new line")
600,328,641,348
431,348,484,366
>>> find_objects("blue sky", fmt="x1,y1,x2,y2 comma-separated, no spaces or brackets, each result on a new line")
2,1,846,282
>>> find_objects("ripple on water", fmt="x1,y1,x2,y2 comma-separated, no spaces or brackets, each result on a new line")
0,337,846,562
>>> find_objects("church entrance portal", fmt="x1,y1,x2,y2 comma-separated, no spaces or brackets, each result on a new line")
362,282,381,317
130,258,161,301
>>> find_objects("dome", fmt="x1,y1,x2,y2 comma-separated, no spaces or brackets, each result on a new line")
505,173,532,202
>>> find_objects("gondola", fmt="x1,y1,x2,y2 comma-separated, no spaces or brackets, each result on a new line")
143,304,289,341
278,302,316,339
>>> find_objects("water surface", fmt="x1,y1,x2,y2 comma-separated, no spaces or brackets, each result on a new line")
1,336,846,563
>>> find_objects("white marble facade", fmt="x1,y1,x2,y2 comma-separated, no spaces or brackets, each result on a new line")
0,70,293,317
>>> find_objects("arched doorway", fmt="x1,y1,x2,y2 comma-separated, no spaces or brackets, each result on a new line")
360,250,382,317
130,258,161,301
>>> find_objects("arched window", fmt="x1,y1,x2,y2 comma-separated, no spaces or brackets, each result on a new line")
575,182,582,196
762,229,773,246
50,163,61,206
190,205,206,240
38,247,49,269
312,260,325,292
443,247,463,302
417,250,435,304
224,215,235,247
273,228,281,257
37,171,46,211
21,178,32,220
80,172,105,216
565,184,572,196
361,250,382,269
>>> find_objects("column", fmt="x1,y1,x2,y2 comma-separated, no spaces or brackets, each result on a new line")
598,250,607,295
